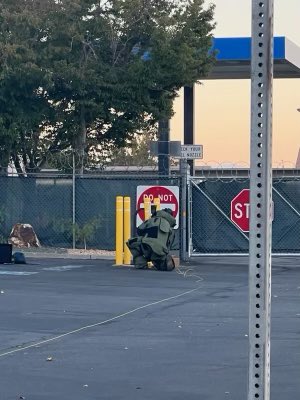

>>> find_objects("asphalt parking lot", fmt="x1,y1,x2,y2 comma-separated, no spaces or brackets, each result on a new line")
0,256,299,400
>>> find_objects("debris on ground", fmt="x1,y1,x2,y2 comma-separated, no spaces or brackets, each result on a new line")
9,223,40,248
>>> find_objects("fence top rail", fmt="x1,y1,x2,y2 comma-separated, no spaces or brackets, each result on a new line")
0,172,181,180
191,169,300,180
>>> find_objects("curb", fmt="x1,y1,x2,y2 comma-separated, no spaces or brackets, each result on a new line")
17,251,115,261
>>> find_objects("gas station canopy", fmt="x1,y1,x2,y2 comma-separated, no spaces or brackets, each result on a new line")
208,36,300,79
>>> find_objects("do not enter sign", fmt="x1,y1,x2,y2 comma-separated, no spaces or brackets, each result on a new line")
136,186,179,229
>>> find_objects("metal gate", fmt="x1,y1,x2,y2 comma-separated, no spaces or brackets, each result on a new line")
189,176,300,255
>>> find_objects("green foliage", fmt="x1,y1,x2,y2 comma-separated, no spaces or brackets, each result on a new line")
107,127,157,167
52,216,101,249
0,0,215,172
74,217,102,250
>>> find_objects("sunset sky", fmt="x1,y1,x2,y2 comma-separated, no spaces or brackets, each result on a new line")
170,0,300,166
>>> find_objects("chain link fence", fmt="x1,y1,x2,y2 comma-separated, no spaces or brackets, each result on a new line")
2,168,300,256
190,176,300,254
0,173,181,252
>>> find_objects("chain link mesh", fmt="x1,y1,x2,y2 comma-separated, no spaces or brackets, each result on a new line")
191,177,300,254
2,172,300,255
0,174,181,252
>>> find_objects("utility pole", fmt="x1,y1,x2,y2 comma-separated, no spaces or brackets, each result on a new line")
158,118,170,176
184,85,195,176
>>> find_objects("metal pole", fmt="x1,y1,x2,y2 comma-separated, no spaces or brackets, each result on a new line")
180,159,189,262
115,196,124,265
158,118,170,176
187,167,192,257
72,151,76,250
184,86,195,176
248,1,274,399
153,197,161,211
143,196,151,220
123,197,131,265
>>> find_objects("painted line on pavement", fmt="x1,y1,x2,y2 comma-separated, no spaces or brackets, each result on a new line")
42,265,93,272
0,271,39,276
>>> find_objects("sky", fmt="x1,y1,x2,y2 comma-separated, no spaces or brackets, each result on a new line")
170,0,300,166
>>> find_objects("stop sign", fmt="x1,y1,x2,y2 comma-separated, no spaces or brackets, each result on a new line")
230,189,250,232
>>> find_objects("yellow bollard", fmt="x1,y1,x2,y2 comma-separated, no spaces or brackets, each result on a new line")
153,197,160,211
144,196,151,220
123,196,131,265
115,196,124,265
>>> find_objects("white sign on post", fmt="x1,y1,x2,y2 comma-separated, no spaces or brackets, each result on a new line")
136,185,179,229
181,145,203,159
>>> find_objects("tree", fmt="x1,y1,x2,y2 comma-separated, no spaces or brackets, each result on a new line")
0,0,53,172
108,127,157,167
0,0,215,173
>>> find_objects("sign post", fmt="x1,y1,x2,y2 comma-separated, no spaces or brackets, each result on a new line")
184,85,195,175
248,1,274,399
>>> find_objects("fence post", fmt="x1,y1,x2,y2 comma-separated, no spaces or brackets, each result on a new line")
72,151,76,249
180,159,189,262
123,196,131,265
187,168,193,258
115,196,124,265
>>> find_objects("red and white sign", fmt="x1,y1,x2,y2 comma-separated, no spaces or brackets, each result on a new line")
136,186,179,229
231,189,250,232
231,189,274,232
